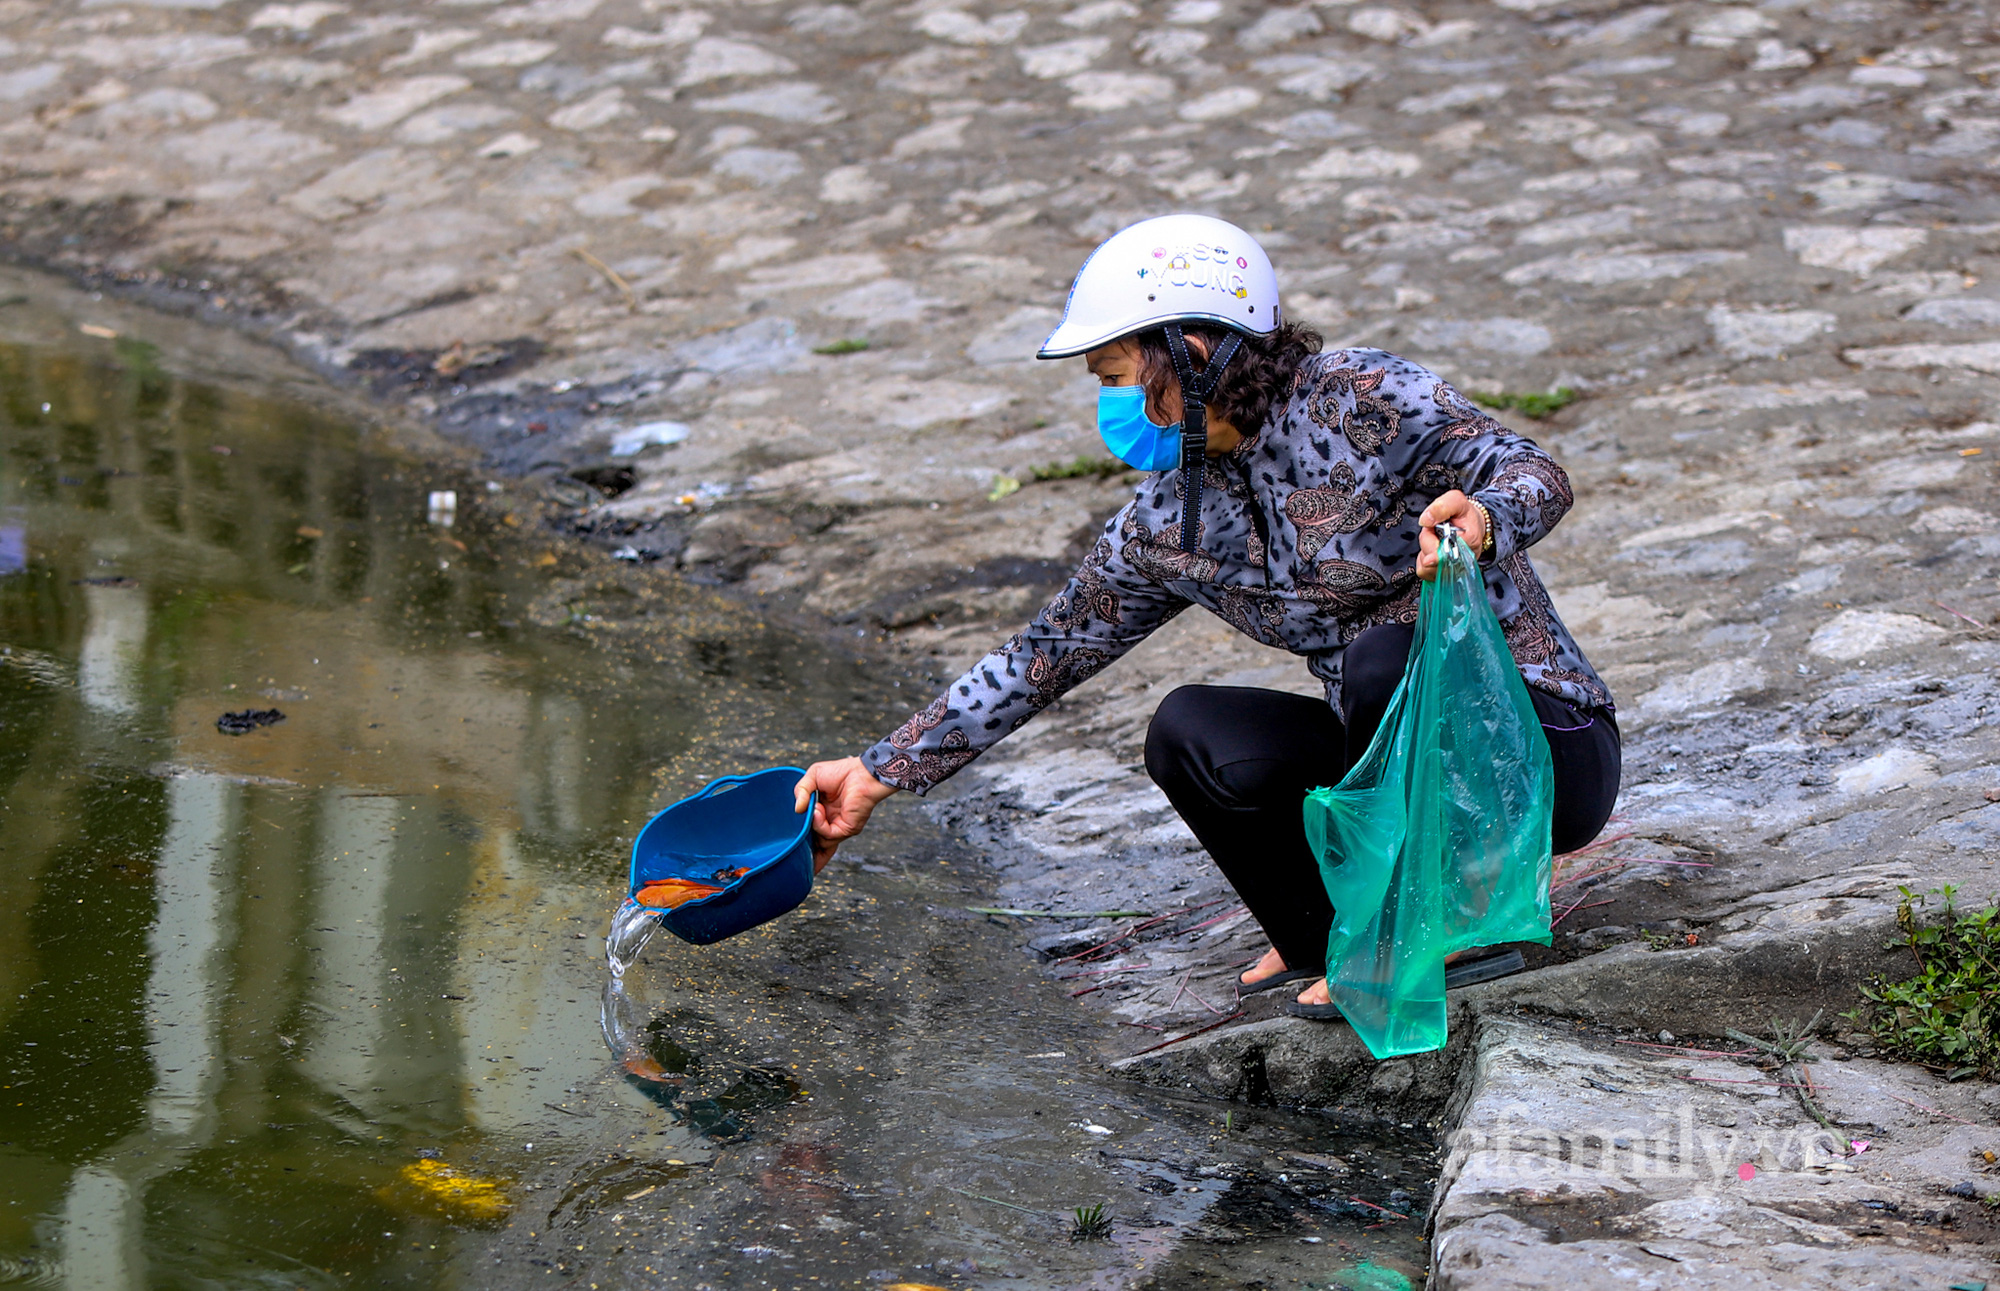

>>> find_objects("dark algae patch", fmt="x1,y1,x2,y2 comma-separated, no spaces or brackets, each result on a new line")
215,706,285,734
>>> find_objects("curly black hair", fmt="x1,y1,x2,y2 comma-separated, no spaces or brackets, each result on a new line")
1132,320,1323,436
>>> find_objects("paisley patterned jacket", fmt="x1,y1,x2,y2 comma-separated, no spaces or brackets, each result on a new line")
862,348,1613,795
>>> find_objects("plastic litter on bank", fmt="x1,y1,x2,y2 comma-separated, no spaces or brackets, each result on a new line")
609,420,689,457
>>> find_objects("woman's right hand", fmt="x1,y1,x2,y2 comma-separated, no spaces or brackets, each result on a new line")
794,757,899,872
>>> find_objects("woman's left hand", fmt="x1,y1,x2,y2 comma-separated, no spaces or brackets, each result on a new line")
1416,490,1488,581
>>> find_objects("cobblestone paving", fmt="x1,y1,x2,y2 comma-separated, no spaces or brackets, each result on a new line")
2,0,1996,622
5,0,2000,1282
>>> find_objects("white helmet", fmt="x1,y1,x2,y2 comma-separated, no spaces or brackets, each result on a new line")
1036,213,1281,360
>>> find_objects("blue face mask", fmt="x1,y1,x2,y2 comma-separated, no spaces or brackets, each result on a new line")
1096,384,1183,472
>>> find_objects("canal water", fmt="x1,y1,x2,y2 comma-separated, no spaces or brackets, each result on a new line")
0,283,1433,1290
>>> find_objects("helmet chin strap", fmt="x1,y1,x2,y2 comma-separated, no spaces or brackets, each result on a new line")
1162,323,1242,553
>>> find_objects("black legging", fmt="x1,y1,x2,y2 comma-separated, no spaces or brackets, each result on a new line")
1142,623,1621,975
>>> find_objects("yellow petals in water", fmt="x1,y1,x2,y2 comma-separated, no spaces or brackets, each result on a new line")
381,1159,513,1226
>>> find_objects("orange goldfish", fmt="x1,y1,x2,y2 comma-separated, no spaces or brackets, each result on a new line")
634,877,724,909
621,1051,676,1083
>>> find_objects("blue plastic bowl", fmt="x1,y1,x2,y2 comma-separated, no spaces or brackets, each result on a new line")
629,767,816,946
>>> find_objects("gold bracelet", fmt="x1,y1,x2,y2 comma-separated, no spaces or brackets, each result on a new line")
1471,499,1495,559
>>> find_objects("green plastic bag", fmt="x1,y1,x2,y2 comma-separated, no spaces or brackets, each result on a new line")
1302,526,1554,1058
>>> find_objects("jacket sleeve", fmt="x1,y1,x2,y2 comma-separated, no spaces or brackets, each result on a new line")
1410,376,1576,565
861,507,1190,795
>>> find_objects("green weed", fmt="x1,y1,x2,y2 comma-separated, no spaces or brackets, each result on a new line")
1848,885,2000,1080
1471,387,1578,419
1029,456,1127,482
1070,1202,1111,1242
812,338,870,355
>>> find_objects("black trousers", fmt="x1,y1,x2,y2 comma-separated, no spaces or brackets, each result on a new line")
1142,623,1621,974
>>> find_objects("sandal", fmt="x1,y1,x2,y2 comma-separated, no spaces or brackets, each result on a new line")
1444,948,1526,989
1283,994,1345,1021
1236,968,1321,997
1282,951,1530,1022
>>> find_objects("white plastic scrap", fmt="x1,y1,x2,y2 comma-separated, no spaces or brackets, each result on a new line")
427,489,457,526
609,420,690,457
675,480,733,509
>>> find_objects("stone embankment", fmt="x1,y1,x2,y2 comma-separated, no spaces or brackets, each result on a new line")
4,0,1999,1281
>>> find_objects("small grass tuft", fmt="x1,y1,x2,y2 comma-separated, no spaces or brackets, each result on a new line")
1847,885,2000,1081
1728,1011,1835,1130
1727,1012,1822,1065
1070,1202,1112,1242
812,338,870,355
1030,456,1127,482
1471,387,1578,419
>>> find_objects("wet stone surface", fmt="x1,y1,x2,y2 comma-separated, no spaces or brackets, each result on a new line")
0,294,1440,1287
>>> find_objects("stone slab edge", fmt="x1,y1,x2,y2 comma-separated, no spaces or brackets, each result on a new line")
1106,902,1999,1286
1108,905,1908,1109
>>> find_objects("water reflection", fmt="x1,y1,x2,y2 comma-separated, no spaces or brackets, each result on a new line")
0,329,832,1284
77,564,146,716
59,771,234,1289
